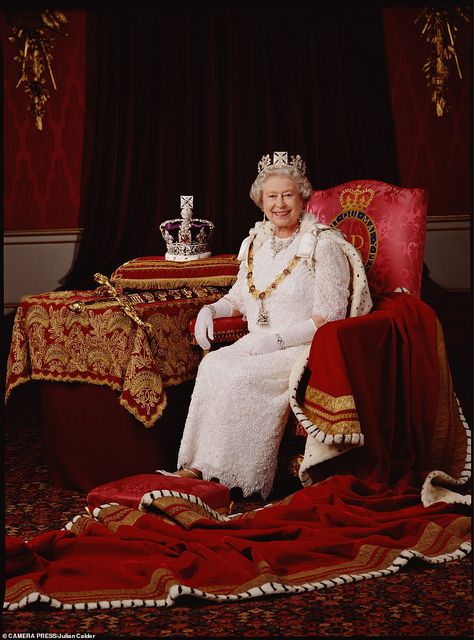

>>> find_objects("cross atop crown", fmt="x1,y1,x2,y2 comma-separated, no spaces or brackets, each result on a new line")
180,195,193,219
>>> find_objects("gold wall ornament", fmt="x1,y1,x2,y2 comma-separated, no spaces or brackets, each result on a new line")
415,6,471,117
6,10,68,130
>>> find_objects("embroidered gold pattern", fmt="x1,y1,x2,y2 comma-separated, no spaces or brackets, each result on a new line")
6,305,27,379
98,503,177,531
412,519,468,556
198,544,398,595
304,387,357,412
69,515,95,537
5,287,227,427
302,387,361,435
128,371,163,416
5,579,41,604
446,516,471,539
147,307,207,384
301,414,360,435
150,497,220,529
56,569,178,601
339,186,375,211
96,505,145,533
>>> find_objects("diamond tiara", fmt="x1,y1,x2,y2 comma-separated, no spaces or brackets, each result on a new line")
257,151,306,175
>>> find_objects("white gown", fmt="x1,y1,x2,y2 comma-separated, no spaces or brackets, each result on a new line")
177,229,351,498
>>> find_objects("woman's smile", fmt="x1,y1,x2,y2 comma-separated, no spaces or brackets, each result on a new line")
262,176,304,237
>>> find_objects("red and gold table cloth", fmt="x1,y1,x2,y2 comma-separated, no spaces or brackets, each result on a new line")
5,286,228,427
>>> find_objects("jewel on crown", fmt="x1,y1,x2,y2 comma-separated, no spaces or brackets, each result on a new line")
159,196,215,262
257,151,306,175
339,186,375,212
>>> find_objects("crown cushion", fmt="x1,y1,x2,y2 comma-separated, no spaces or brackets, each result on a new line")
87,473,232,515
111,255,240,290
307,180,428,297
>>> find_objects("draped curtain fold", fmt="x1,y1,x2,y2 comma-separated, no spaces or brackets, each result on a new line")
65,6,400,289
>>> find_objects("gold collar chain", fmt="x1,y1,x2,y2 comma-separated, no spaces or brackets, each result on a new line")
246,239,300,326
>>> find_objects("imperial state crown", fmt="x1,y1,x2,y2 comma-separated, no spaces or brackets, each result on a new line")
159,196,215,262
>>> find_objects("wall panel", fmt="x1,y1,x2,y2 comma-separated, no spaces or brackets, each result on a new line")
2,11,86,230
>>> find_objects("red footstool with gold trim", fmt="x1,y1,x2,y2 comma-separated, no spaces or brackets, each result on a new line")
87,473,233,515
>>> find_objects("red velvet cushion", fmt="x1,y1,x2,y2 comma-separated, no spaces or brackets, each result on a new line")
87,473,232,514
110,254,239,290
307,180,428,297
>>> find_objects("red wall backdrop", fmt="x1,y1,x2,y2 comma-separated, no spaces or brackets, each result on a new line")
2,11,86,231
2,8,471,232
383,7,472,217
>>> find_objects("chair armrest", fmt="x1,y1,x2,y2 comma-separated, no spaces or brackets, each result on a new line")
189,315,249,345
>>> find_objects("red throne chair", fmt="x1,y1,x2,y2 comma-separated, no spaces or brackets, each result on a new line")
190,180,429,482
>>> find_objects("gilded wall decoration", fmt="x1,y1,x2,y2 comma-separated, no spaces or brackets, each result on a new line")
6,10,67,130
416,6,471,116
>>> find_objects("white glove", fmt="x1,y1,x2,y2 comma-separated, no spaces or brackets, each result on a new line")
194,297,234,350
249,318,317,355
248,334,281,355
279,318,317,348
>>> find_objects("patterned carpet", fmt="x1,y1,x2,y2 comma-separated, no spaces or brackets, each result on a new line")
3,381,472,639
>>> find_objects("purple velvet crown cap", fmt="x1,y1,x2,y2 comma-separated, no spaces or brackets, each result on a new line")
159,195,214,262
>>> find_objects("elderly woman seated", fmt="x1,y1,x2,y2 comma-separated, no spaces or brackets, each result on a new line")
158,151,372,498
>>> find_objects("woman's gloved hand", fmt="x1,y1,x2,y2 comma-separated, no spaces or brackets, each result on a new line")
194,306,215,350
248,318,318,355
194,298,234,350
248,334,281,355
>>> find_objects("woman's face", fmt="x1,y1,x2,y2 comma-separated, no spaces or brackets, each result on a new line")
261,176,303,237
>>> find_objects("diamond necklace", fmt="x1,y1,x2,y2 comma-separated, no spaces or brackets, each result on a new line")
270,219,301,257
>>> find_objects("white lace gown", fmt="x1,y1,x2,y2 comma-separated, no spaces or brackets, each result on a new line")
177,232,350,498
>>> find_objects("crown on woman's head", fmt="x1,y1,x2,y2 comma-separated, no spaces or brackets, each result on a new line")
159,196,215,262
257,151,306,175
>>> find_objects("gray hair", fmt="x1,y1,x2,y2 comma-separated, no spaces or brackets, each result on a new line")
249,165,313,209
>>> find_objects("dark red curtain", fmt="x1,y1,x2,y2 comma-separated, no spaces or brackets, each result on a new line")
65,6,400,289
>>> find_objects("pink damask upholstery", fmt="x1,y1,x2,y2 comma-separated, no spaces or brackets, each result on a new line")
306,180,428,297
